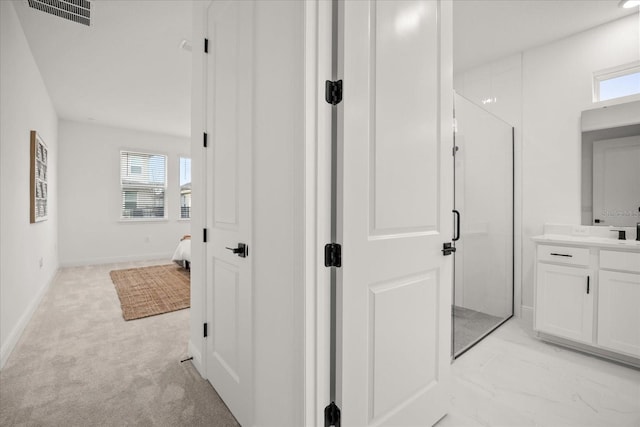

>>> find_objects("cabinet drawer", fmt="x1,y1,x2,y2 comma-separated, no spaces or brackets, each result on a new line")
537,245,590,266
600,250,640,274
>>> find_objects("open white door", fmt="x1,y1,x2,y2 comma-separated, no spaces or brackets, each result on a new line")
335,1,453,425
205,1,253,425
593,136,640,227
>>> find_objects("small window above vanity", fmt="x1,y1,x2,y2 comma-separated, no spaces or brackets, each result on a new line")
532,224,640,368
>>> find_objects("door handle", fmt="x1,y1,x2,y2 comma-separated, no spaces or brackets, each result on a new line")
586,275,590,294
452,210,460,241
442,242,456,256
225,243,248,258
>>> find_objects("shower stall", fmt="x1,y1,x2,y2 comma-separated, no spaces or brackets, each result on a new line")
452,93,514,357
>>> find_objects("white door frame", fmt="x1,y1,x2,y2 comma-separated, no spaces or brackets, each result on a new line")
189,0,212,377
303,0,333,425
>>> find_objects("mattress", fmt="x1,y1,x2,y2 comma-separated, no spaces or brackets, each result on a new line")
172,238,191,263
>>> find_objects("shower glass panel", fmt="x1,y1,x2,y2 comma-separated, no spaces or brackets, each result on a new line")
453,93,513,358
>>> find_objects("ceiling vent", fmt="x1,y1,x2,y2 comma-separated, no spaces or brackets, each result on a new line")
27,0,91,26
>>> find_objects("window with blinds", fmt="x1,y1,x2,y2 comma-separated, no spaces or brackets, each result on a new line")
179,157,192,219
120,151,167,219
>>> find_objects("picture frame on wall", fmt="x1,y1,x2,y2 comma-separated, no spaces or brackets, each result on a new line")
30,131,48,223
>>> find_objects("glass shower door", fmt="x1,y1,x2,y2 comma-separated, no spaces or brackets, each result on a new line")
452,93,514,357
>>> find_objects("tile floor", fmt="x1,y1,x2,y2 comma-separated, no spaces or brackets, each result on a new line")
440,318,640,427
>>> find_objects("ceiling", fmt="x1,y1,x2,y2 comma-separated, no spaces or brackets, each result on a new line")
453,0,638,72
12,1,639,138
14,0,193,138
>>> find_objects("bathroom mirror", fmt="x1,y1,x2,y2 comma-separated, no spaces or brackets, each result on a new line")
581,100,640,227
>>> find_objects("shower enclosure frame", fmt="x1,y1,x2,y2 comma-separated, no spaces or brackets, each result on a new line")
451,103,515,360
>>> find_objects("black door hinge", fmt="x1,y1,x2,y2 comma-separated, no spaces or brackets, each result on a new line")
203,322,208,338
442,242,456,256
203,132,208,148
324,402,341,427
204,38,209,53
203,228,208,243
324,243,342,267
325,80,343,105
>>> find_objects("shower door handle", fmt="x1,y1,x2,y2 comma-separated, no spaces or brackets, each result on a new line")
452,210,461,241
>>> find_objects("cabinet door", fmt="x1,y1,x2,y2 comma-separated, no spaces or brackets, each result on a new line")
535,263,593,343
598,270,640,357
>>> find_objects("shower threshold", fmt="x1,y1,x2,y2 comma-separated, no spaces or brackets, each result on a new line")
453,305,512,358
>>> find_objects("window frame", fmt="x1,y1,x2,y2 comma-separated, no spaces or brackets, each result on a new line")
178,156,192,221
119,150,168,221
593,61,640,103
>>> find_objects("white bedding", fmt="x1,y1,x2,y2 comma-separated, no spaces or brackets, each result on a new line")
172,239,191,263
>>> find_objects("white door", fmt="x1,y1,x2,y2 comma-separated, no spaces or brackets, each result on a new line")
336,1,453,425
593,136,640,227
535,263,593,344
205,2,253,425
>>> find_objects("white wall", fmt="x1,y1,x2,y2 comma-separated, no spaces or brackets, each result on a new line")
0,1,59,368
58,120,190,266
455,13,640,320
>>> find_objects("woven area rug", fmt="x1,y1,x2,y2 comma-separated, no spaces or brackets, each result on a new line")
109,264,190,321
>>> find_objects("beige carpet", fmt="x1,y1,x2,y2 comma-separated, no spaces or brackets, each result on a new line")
0,260,239,427
110,264,190,321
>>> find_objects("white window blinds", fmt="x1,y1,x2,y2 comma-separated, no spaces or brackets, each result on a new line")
179,157,191,219
120,151,167,219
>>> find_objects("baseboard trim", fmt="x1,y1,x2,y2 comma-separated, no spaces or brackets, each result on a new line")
521,305,533,328
537,331,640,369
60,252,174,267
188,340,204,377
0,269,58,369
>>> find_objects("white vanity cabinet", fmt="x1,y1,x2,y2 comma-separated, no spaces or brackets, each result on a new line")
536,261,593,343
533,235,640,367
535,244,593,343
597,251,640,358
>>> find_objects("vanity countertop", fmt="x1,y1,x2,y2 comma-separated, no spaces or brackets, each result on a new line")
532,234,640,250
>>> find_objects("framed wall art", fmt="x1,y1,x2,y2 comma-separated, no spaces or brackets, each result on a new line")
30,130,48,223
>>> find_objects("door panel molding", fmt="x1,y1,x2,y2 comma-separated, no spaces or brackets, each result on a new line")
368,271,439,421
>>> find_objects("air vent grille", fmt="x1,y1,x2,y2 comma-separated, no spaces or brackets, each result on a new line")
27,0,91,26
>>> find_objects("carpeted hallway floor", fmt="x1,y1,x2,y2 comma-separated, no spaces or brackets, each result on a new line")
0,260,239,427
